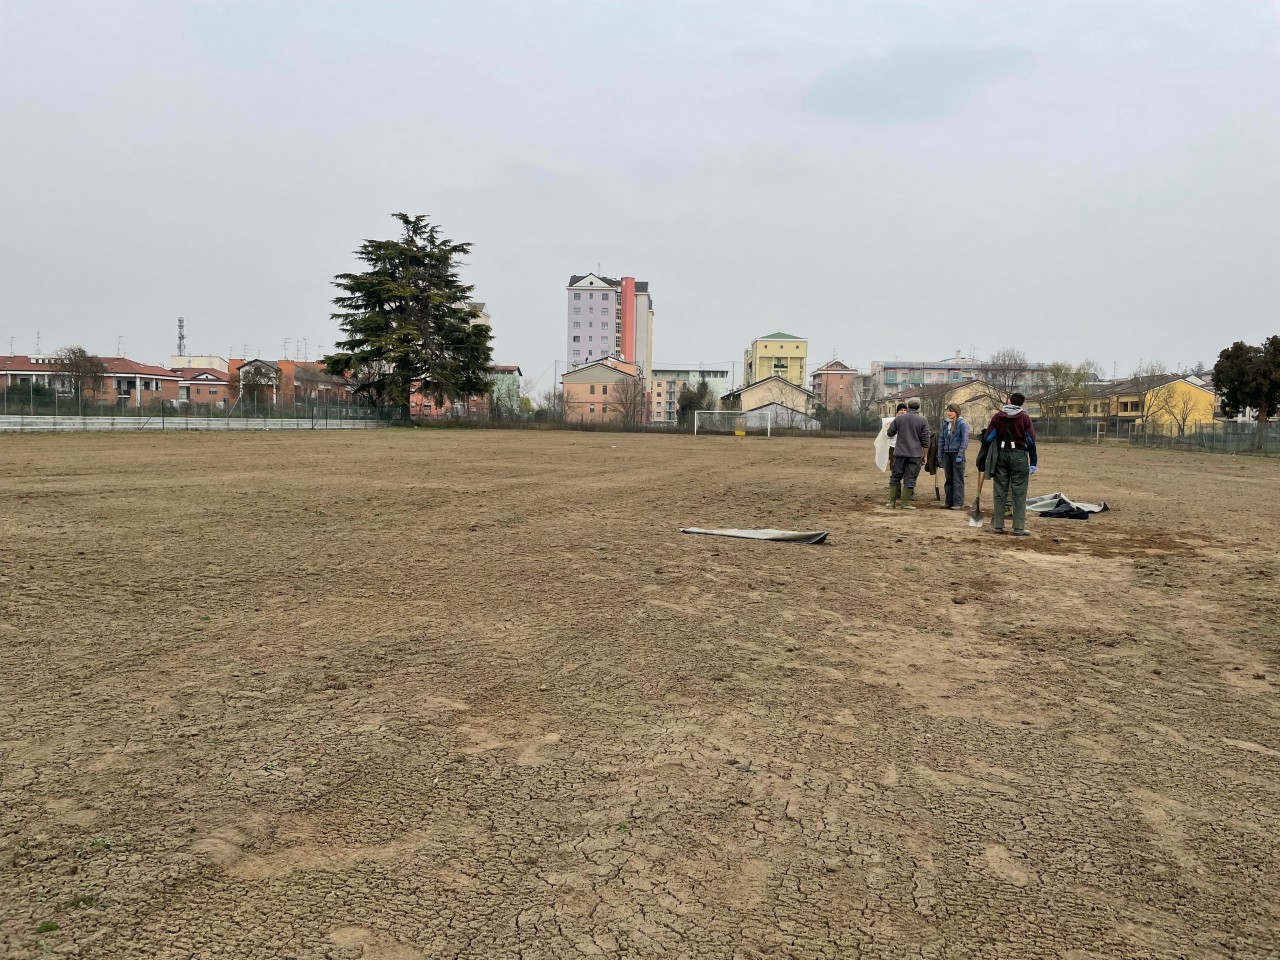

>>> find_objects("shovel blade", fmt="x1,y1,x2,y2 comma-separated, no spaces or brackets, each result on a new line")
968,498,984,527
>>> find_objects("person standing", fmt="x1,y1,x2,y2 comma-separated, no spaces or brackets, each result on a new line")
937,403,970,509
886,398,931,510
882,403,908,505
981,392,1038,536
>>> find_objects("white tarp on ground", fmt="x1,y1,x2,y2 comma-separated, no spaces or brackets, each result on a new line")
681,528,829,544
1026,492,1109,515
874,417,892,472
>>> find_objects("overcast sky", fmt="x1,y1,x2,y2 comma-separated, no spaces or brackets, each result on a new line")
3,0,1278,391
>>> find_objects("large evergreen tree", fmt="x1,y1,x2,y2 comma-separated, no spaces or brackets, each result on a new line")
1213,337,1280,450
324,214,493,419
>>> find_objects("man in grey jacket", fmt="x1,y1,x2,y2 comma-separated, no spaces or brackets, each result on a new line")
885,398,932,510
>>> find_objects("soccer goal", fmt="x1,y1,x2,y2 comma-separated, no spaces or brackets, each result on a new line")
693,409,772,437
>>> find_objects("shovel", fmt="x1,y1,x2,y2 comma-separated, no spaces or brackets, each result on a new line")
968,472,987,528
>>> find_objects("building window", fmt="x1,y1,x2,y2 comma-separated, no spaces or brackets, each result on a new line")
602,404,608,413
210,388,219,396
588,307,594,314
601,322,609,330
573,336,580,343
574,292,581,300
573,349,580,357
590,384,596,394
589,404,595,413
588,292,594,299
573,321,581,328
588,321,593,328
574,307,581,315
602,384,608,395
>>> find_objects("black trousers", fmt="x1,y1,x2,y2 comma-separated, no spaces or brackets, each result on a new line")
890,455,922,490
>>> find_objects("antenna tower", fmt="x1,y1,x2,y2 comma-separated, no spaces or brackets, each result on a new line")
117,336,124,356
177,316,186,356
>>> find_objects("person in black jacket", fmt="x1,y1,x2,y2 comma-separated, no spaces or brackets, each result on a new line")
980,393,1038,536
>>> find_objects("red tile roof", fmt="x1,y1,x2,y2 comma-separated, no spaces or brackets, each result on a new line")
99,357,180,379
1,354,177,379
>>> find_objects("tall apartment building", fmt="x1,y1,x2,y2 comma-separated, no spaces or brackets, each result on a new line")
744,332,808,388
649,367,731,423
565,273,653,375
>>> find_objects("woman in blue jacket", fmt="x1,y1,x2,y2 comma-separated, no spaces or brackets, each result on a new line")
937,403,969,509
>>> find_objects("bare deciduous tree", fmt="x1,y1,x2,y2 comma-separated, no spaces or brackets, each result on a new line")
235,363,277,405
977,349,1029,406
613,377,648,428
1034,362,1091,424
1166,389,1202,437
53,346,106,403
855,377,881,430
917,382,952,425
536,388,565,421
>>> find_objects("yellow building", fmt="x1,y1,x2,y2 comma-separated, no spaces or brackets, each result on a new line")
744,332,808,388
1109,375,1216,435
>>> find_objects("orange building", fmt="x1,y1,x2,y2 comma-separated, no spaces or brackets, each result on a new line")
561,357,646,425
810,359,860,414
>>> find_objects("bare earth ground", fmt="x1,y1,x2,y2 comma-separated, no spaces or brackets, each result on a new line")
1,430,1278,960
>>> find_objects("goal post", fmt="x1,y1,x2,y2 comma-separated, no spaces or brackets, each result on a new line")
693,409,772,438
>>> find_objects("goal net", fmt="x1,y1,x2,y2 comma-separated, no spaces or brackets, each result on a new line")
694,409,773,437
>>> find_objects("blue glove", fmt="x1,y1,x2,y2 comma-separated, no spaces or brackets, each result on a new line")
1029,465,1037,475
956,456,964,463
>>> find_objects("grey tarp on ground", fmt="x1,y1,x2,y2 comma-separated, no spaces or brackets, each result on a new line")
681,528,829,544
1026,492,1109,514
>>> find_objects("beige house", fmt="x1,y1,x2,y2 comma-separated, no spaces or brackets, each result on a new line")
721,375,814,417
561,356,647,426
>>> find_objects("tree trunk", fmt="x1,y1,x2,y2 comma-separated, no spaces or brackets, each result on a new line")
1256,412,1269,450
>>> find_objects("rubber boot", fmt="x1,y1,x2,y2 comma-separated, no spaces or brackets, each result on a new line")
887,485,900,509
901,488,917,510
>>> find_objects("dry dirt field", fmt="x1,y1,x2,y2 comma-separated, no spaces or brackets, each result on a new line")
2,429,1278,960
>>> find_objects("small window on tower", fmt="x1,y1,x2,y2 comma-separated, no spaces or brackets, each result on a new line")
574,292,581,300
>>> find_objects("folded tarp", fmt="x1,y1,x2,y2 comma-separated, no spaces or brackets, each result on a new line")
1026,492,1109,520
681,527,829,544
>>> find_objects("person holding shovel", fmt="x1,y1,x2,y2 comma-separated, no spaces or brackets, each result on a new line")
980,392,1038,536
886,398,931,510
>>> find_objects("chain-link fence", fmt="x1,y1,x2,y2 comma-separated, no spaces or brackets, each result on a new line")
0,388,392,432
1034,417,1277,455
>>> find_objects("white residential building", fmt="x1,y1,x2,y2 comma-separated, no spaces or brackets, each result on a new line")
565,273,654,376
